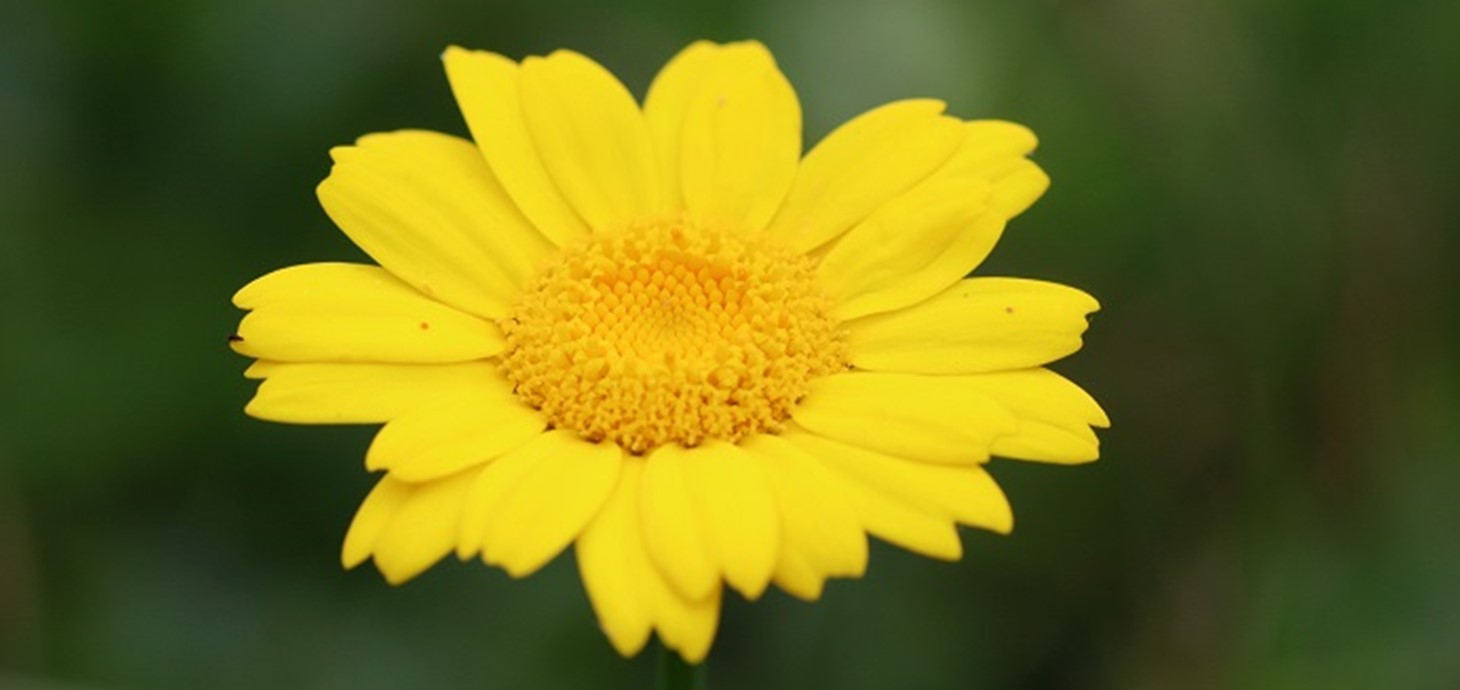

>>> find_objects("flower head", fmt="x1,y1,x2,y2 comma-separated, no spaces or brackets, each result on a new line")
231,40,1108,662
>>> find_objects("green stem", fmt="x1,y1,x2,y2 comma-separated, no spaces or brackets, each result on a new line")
656,645,706,690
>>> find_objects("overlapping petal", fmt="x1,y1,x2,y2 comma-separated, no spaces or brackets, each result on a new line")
317,130,553,319
846,278,1099,374
231,263,504,363
677,441,780,599
365,392,546,481
578,458,722,662
243,361,505,424
783,430,963,560
813,116,1053,320
442,47,590,246
637,445,719,602
342,469,477,584
786,429,1014,557
645,41,801,231
642,41,717,211
791,372,1018,464
817,178,1004,320
959,368,1110,464
787,430,1014,532
939,120,1049,218
456,430,621,579
741,434,867,600
476,433,622,577
519,50,661,230
766,100,965,252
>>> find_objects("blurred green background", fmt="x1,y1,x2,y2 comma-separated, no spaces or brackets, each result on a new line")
3,0,1458,687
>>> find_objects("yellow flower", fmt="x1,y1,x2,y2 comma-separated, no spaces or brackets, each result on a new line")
231,40,1107,662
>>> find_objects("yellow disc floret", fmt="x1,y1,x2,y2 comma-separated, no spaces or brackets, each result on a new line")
500,218,847,453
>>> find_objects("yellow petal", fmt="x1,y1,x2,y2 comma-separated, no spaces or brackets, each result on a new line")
341,475,410,569
992,420,1102,463
680,441,779,599
344,470,478,585
961,368,1108,430
643,41,720,212
988,159,1050,218
944,121,1039,176
639,445,718,601
242,361,275,379
577,457,723,662
519,50,661,231
576,458,655,656
742,434,867,601
844,489,963,561
442,47,590,246
231,263,504,363
481,437,622,578
365,392,545,482
819,178,1005,321
846,277,1099,374
791,372,1018,464
673,42,801,231
784,430,963,560
649,577,721,664
316,130,553,319
958,368,1109,464
243,361,502,424
937,120,1048,218
769,546,826,601
785,431,1013,534
454,429,563,559
766,99,965,252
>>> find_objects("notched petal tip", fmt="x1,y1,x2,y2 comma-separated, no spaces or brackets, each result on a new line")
441,45,518,78
896,98,950,116
718,38,777,63
964,119,1040,152
990,162,1051,217
440,44,483,66
324,145,357,167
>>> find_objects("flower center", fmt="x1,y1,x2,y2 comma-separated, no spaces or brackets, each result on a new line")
500,218,847,454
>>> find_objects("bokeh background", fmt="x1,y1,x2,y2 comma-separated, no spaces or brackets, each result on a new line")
4,0,1458,687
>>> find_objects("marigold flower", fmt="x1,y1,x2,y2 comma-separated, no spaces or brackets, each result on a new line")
231,40,1108,662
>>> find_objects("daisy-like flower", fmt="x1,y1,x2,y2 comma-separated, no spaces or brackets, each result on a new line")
232,40,1107,662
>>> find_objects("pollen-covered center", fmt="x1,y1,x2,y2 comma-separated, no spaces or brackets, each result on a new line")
500,219,847,454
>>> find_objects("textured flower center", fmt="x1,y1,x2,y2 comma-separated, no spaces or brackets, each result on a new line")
500,218,847,453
